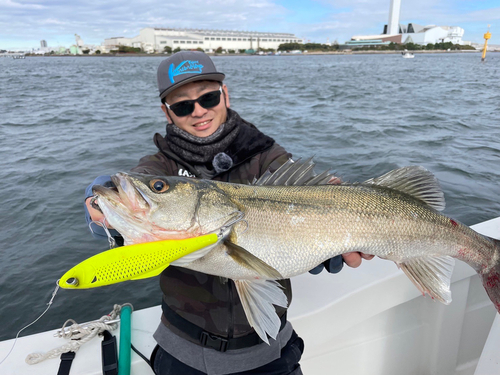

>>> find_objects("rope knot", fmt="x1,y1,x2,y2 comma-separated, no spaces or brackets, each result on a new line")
25,303,132,365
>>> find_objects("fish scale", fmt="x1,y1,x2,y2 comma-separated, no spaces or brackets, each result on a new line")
210,184,446,275
94,161,500,343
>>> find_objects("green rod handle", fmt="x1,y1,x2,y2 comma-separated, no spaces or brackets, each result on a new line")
118,305,132,375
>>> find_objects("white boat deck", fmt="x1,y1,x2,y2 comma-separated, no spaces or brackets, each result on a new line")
1,217,499,375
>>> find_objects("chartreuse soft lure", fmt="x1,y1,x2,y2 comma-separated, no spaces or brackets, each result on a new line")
59,233,219,289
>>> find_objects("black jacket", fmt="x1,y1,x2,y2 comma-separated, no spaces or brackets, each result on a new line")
132,110,293,341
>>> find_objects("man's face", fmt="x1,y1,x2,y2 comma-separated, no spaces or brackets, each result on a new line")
162,80,230,138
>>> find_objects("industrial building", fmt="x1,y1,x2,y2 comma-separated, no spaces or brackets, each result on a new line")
104,28,303,53
348,0,468,47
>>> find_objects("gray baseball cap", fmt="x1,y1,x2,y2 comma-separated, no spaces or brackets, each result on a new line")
157,51,225,100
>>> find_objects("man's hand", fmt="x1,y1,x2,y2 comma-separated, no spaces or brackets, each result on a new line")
309,251,374,275
342,252,375,268
327,176,342,185
85,197,114,229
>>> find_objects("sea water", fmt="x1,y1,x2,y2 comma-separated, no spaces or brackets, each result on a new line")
0,53,499,340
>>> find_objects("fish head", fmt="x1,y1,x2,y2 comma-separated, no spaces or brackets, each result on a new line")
92,173,203,244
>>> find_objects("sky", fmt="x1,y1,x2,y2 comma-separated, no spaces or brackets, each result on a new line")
1,0,498,50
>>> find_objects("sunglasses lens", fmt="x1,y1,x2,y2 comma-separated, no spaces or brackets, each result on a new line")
169,90,222,117
170,102,195,117
198,91,221,109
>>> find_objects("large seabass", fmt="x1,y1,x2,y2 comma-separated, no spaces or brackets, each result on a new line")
93,159,500,343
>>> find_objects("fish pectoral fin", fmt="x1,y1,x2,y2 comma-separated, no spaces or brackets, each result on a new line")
398,256,455,304
170,243,219,266
130,266,166,280
234,279,288,345
224,240,283,279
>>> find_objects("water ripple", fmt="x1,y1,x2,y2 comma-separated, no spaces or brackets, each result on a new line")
0,53,499,340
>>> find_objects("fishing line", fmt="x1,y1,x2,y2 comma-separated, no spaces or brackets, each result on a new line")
0,280,60,366
89,220,116,249
26,304,128,364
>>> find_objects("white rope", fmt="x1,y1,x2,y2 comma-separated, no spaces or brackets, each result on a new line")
25,304,127,365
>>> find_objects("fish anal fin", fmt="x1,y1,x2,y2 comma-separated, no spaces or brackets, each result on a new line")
224,240,283,279
398,256,455,304
364,166,446,211
234,279,288,344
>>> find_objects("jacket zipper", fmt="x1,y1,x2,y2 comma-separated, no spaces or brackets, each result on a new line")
227,280,234,339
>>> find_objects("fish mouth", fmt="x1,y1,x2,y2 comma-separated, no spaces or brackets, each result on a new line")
93,173,152,214
91,173,188,243
91,173,154,238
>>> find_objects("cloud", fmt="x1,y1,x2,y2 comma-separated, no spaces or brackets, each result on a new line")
0,0,497,49
0,0,45,9
293,0,497,43
0,0,290,49
41,18,70,26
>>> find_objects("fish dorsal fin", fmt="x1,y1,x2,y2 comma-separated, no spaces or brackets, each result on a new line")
398,256,455,304
234,279,288,344
363,166,446,211
254,158,337,186
224,240,283,279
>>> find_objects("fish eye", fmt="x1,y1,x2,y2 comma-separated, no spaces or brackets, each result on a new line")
150,179,169,193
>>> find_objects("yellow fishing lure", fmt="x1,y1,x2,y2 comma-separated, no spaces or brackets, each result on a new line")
59,233,218,289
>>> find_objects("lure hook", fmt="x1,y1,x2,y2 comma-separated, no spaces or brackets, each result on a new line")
218,211,248,238
89,220,116,249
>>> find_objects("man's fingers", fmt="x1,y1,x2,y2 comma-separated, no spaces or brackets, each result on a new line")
85,197,108,224
342,252,374,268
342,252,362,268
327,176,342,185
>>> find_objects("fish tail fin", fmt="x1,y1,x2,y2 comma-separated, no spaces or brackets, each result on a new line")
480,238,500,313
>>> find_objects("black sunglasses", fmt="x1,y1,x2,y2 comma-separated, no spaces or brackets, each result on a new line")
164,87,223,117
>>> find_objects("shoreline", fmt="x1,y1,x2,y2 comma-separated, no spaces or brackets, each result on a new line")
22,49,489,57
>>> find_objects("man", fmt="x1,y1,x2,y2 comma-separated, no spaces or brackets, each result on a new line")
85,51,372,375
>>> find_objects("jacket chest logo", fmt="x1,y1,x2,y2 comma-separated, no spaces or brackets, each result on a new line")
178,169,195,178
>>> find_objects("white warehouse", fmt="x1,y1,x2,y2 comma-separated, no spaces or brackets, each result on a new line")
349,0,467,46
351,24,466,46
400,24,465,45
104,27,303,53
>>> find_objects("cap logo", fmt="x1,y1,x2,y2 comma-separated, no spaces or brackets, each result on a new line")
168,60,204,84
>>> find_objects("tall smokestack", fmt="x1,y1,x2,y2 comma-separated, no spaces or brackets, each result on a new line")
387,0,402,35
